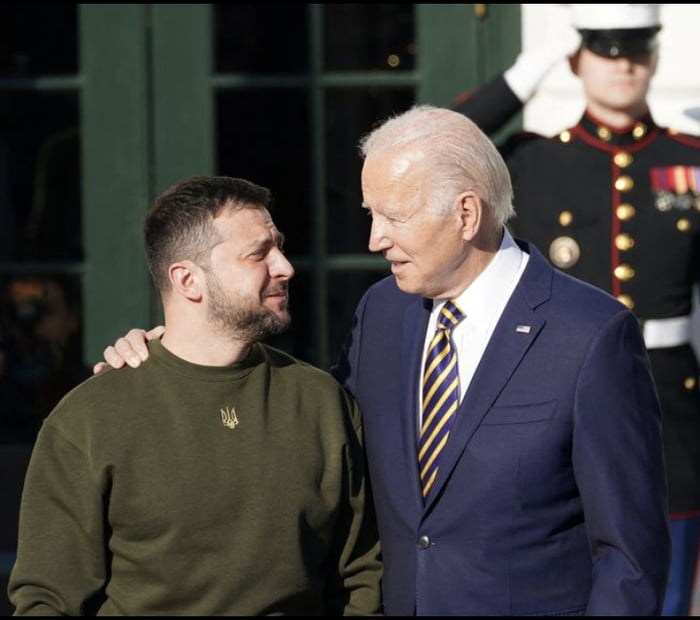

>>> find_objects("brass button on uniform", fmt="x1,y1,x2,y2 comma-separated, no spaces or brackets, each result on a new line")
614,152,633,168
558,211,573,227
549,236,580,269
614,264,635,281
684,377,697,391
677,218,691,232
632,122,648,139
617,295,634,309
615,176,634,192
558,130,572,143
617,204,636,220
615,233,635,251
597,126,612,141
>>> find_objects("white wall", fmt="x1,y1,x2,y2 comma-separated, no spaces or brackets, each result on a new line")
520,4,700,351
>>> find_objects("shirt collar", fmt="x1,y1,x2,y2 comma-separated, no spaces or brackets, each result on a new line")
443,228,526,328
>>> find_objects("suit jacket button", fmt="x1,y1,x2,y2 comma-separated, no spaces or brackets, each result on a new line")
417,535,431,549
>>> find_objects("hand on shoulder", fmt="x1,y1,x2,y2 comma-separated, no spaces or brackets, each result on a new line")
92,326,165,374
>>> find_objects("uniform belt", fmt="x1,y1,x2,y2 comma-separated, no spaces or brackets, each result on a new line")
639,316,691,349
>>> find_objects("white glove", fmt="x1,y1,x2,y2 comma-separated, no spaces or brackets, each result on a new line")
504,25,581,103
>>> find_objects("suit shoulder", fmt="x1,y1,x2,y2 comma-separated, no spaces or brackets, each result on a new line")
364,273,413,302
551,268,628,317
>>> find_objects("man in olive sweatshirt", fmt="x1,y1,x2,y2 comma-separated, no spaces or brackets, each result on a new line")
8,175,382,616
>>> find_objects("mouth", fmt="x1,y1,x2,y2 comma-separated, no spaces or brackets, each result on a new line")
265,288,289,303
389,260,408,274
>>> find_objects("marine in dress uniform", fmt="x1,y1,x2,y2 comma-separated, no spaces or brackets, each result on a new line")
454,5,700,616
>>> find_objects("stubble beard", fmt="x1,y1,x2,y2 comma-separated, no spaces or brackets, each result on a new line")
207,276,291,343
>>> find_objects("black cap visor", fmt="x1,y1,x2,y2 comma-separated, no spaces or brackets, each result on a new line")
579,27,661,58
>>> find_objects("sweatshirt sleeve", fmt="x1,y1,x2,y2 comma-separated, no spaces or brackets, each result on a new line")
8,422,108,615
324,393,383,616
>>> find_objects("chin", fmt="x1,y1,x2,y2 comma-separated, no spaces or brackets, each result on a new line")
273,310,292,327
393,276,423,296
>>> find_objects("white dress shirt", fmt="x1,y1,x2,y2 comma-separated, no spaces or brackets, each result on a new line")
419,229,529,425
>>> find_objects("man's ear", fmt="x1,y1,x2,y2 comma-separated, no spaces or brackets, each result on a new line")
457,190,482,241
168,260,203,302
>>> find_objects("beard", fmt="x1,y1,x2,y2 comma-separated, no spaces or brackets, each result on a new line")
206,273,291,343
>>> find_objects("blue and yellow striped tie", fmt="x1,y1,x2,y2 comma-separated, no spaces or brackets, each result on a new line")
418,299,465,499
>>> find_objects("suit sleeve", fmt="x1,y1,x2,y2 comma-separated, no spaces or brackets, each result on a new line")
329,287,370,397
452,75,524,136
573,309,670,615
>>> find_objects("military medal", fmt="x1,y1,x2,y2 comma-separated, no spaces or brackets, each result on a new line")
655,190,673,211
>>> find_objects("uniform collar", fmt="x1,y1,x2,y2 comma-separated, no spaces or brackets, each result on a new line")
572,110,659,148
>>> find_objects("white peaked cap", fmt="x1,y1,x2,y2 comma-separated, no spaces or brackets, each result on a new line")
570,4,662,30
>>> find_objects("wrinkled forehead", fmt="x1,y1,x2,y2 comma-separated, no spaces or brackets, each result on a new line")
211,204,278,243
362,148,427,202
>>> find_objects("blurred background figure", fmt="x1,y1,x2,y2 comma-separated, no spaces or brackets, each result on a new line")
453,4,700,616
0,275,89,444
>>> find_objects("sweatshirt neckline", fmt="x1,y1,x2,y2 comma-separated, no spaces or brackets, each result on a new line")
148,338,264,381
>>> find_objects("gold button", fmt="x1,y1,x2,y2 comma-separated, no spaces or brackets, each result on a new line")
597,126,612,141
632,122,647,139
615,233,635,251
614,152,633,168
615,176,634,192
559,130,572,143
549,236,580,269
617,294,634,309
616,204,636,220
684,376,697,391
614,264,635,281
677,218,691,232
559,211,573,227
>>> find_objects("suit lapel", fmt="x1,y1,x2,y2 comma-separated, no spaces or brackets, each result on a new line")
423,242,552,508
400,297,432,506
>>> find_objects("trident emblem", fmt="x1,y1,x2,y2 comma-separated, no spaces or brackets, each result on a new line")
220,406,239,429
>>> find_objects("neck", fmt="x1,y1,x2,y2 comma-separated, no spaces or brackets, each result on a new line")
585,101,649,129
443,227,503,300
160,320,253,367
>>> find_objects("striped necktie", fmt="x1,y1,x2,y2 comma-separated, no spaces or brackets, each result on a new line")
418,299,465,499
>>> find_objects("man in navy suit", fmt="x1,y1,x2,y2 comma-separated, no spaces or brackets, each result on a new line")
453,5,700,615
97,105,670,615
329,104,669,615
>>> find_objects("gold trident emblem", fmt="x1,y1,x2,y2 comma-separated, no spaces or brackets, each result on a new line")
220,406,239,429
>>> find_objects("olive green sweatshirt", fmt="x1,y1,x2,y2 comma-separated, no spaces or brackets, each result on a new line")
9,339,382,615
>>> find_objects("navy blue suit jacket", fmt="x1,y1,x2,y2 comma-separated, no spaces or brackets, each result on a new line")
332,240,670,616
